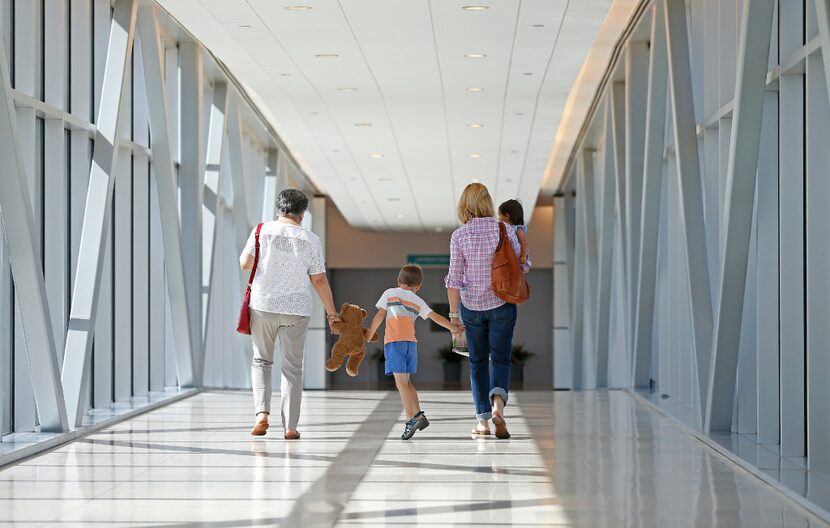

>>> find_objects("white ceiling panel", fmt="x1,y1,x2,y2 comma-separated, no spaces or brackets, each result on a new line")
158,0,613,231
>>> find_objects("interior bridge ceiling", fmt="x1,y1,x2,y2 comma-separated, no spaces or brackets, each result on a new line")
158,0,613,231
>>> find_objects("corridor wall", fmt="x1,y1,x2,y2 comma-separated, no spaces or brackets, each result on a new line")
553,0,830,475
0,0,313,442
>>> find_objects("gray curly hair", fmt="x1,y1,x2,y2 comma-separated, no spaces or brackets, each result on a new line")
276,188,309,217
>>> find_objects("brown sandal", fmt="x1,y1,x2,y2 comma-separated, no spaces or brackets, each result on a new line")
491,415,510,439
250,421,269,436
471,426,491,437
284,430,301,440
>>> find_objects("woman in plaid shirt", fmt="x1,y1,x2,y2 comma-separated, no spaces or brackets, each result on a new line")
444,183,530,439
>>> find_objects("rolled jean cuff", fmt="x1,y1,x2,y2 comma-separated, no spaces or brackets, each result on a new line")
476,411,493,421
255,406,270,416
489,387,508,405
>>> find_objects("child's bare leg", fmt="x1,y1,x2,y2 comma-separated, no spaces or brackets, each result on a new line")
394,374,419,417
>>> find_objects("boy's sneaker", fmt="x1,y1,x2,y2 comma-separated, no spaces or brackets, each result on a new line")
401,411,429,440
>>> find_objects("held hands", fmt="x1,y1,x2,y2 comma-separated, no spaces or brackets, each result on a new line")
327,314,342,334
450,316,465,336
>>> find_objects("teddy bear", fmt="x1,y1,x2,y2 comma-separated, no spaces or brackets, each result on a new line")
325,303,379,377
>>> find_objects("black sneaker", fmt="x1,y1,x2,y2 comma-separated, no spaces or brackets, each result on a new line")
401,412,430,440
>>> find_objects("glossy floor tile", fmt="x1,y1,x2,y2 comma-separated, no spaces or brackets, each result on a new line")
0,390,826,527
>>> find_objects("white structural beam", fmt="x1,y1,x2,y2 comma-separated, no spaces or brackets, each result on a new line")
624,41,649,362
594,104,617,388
61,0,137,428
704,0,776,431
201,82,228,356
226,96,253,256
581,148,600,388
137,1,196,389
263,149,279,222
180,42,204,383
0,19,69,433
553,194,573,389
632,1,669,387
664,0,713,421
816,0,830,103
570,170,587,389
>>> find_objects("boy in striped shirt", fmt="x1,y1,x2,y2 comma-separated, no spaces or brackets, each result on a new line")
365,264,462,439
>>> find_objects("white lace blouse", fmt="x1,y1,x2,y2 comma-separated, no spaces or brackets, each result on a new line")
243,221,325,317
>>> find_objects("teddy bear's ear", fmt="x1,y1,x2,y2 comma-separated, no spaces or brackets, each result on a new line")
340,302,350,314
360,308,367,318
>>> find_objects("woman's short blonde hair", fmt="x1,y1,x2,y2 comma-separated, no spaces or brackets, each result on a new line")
457,183,495,224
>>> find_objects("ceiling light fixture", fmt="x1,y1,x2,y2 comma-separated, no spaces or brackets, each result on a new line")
280,73,292,77
467,123,484,128
338,87,358,92
285,5,312,10
462,5,489,10
515,112,524,116
464,53,487,58
315,53,339,58
466,87,484,92
238,24,252,29
370,153,384,159
388,197,401,202
468,153,481,159
523,72,533,76
354,122,373,127
396,214,405,219
533,24,545,28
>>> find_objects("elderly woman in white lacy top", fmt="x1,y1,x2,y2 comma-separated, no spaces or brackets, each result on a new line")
239,189,340,440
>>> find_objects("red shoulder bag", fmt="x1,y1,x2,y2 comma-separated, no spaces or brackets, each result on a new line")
236,223,263,334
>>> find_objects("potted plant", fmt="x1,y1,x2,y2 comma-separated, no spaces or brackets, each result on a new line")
437,344,463,385
370,348,392,389
511,344,535,386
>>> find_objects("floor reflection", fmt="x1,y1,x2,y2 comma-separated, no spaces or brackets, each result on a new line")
0,390,824,527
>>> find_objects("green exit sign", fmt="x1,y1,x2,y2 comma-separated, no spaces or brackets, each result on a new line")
407,254,450,266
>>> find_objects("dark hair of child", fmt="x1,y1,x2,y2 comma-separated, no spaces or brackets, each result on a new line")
398,264,423,287
498,199,524,226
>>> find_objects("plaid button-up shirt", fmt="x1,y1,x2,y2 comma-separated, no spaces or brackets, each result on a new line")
444,217,530,312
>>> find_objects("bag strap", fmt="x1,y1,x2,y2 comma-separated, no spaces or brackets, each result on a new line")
495,221,507,250
247,223,264,287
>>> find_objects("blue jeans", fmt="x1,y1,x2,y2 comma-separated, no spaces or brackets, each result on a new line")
460,302,517,421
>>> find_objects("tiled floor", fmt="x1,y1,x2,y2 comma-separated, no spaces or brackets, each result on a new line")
0,390,826,527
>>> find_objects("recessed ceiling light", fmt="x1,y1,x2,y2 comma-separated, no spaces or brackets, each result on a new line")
465,53,487,58
523,72,533,76
315,53,339,58
467,123,484,128
468,153,481,159
533,24,545,28
338,87,358,92
238,24,252,29
396,214,405,219
510,149,519,154
515,112,524,116
466,87,484,92
370,153,384,159
388,197,401,202
354,122,373,127
462,5,489,10
379,177,393,182
280,73,292,77
285,5,312,10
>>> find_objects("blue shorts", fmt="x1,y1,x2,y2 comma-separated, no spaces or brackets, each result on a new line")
384,341,418,375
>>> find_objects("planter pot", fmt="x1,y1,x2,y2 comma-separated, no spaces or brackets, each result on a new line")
512,363,525,386
443,362,462,384
375,361,390,389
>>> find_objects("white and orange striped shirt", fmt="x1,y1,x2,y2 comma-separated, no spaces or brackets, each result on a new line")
375,287,433,344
